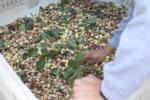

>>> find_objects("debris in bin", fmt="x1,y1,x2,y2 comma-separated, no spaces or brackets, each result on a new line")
0,0,126,100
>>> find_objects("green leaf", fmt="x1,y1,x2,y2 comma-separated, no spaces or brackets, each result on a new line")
87,18,96,24
68,69,81,84
36,56,45,70
64,51,85,85
51,68,61,78
62,7,76,15
94,10,105,18
52,27,62,35
40,43,49,56
0,39,5,48
55,43,64,50
64,67,82,85
23,17,33,31
41,28,62,40
58,0,69,8
61,0,69,4
68,59,77,68
56,15,69,24
19,71,28,83
22,48,38,60
41,48,48,56
51,27,62,39
22,53,29,60
76,36,85,44
48,49,60,59
27,48,38,57
44,30,53,37
40,32,50,40
75,52,84,64
40,43,49,49
66,39,78,50
64,67,75,80
69,8,77,16
67,52,85,69
82,17,96,29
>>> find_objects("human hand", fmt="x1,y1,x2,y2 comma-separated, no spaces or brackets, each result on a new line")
70,75,104,100
84,45,113,64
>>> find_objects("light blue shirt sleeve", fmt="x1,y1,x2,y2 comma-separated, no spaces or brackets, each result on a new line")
109,3,134,49
102,0,150,100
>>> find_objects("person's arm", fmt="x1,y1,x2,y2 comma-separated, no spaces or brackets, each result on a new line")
109,3,134,49
83,2,134,64
101,0,150,100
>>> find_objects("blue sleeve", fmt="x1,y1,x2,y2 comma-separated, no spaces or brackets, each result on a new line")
102,0,150,100
109,4,134,49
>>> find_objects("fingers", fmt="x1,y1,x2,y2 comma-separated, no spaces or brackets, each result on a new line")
84,49,103,64
86,59,97,64
83,49,96,60
71,75,101,100
88,74,95,77
84,51,98,64
83,51,91,60
73,75,96,87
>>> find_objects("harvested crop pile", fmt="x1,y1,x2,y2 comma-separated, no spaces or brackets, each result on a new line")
0,0,126,100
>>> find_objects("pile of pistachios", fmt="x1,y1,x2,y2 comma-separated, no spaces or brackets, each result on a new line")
0,0,126,100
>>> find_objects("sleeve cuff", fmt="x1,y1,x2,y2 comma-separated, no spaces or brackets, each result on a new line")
101,80,126,100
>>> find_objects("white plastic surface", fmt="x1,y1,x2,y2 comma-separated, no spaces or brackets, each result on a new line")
0,54,38,100
0,0,39,13
23,0,39,8
0,0,60,26
0,0,23,12
0,0,131,26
